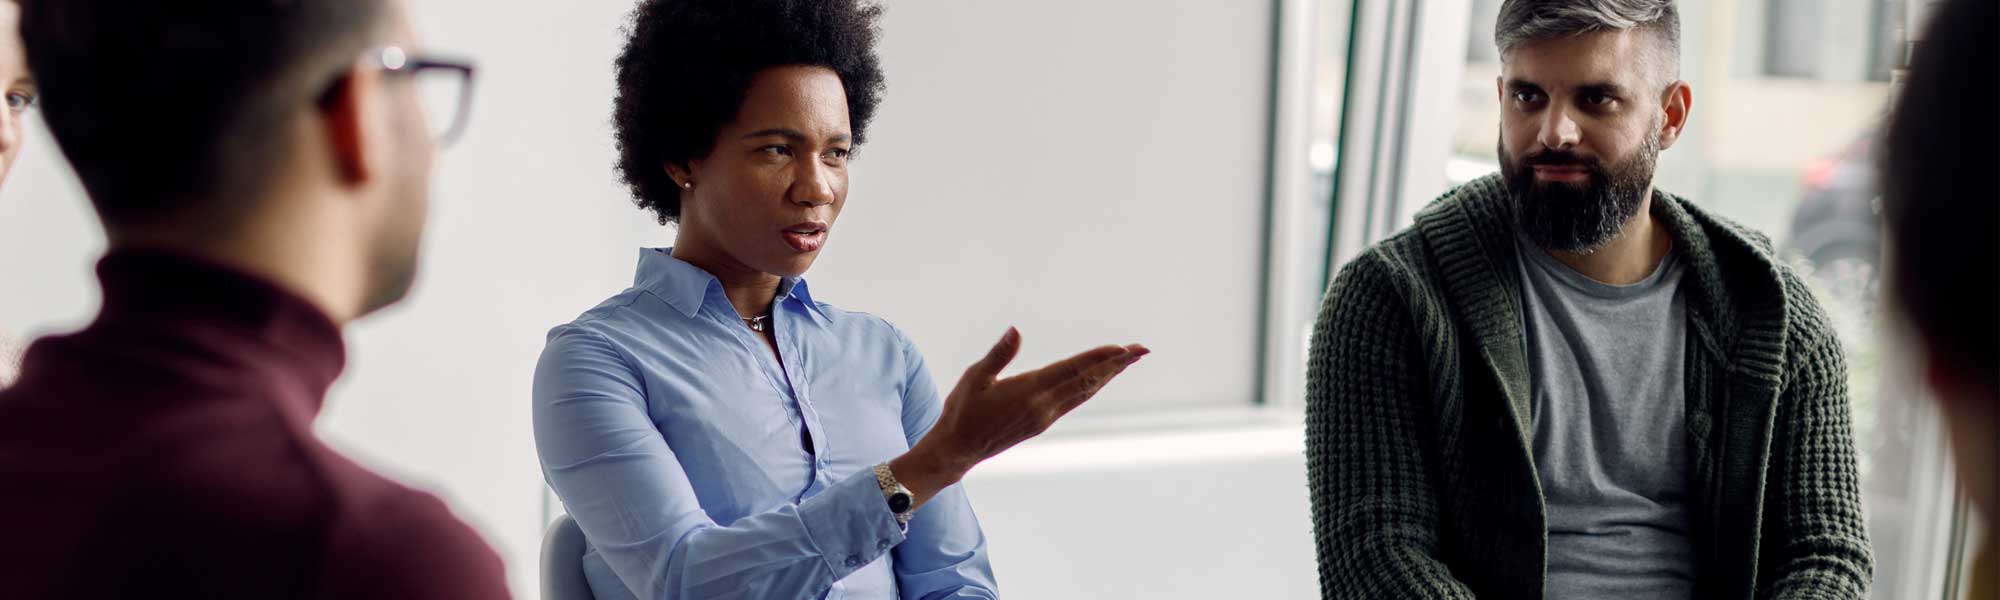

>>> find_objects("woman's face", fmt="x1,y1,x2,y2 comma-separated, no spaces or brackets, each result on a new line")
0,2,33,188
675,65,852,279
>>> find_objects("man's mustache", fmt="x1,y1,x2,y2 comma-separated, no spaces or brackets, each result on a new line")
1522,150,1602,170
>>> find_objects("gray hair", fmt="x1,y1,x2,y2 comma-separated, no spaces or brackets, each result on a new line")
1495,0,1681,82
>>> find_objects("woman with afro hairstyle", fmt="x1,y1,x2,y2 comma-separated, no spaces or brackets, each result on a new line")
531,1,1148,598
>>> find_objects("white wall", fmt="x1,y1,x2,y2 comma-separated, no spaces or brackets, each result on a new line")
817,0,1274,415
964,420,1318,599
0,1,1305,597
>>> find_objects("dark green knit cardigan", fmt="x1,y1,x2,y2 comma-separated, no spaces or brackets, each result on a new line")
1305,175,1872,599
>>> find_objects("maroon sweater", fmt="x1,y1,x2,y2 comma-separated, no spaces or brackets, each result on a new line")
0,249,510,599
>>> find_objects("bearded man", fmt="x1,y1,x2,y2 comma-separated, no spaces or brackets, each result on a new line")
1303,1,1871,598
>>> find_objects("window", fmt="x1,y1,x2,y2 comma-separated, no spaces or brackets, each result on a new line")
1764,0,1825,77
1758,0,1901,82
1260,0,1353,408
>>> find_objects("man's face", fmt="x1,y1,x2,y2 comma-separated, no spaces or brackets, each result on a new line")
1497,29,1679,252
0,2,34,190
359,8,437,316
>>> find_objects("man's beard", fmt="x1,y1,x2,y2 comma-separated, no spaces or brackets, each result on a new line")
1499,131,1661,253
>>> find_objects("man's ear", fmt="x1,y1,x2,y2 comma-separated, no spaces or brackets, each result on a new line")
319,65,385,187
1657,80,1693,150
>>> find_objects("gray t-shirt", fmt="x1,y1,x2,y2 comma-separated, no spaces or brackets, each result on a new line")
1515,235,1697,598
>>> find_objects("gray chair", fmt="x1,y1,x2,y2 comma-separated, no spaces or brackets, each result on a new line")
541,513,593,600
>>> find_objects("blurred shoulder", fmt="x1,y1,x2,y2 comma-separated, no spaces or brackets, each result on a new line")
318,484,510,599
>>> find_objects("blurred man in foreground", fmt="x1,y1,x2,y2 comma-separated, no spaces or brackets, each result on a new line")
0,0,506,596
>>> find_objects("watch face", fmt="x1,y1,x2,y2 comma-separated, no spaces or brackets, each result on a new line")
888,493,912,514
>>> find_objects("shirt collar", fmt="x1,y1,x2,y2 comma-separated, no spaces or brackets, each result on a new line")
780,277,829,323
634,248,828,322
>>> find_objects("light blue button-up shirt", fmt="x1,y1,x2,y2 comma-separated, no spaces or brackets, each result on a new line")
533,248,997,600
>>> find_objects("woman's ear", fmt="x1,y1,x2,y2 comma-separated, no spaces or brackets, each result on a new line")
664,161,694,190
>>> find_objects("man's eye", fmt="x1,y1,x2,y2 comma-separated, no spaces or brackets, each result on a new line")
761,145,791,157
1513,91,1542,104
5,91,35,113
1584,93,1614,105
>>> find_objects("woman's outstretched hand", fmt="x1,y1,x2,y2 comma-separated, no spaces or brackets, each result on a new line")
890,328,1148,507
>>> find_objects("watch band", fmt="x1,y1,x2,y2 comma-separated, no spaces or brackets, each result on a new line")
873,463,914,527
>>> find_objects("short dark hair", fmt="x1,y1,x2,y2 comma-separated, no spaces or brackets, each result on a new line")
1881,0,1998,396
20,0,387,230
1495,0,1680,88
612,0,887,225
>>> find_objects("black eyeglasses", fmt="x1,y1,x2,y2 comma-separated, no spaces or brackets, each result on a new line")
322,46,478,147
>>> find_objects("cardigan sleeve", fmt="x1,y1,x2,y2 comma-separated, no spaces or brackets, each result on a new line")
1757,273,1873,599
1305,252,1477,600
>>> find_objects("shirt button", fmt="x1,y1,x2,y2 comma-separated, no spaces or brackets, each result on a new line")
844,555,862,568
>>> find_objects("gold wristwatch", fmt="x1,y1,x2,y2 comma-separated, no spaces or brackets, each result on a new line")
873,463,914,527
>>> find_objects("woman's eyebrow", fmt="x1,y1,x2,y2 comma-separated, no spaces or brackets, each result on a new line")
739,128,851,144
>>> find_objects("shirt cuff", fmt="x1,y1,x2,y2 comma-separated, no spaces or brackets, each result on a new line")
798,469,909,580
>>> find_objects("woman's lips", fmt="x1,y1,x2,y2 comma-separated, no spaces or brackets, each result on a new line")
782,230,825,252
782,223,828,253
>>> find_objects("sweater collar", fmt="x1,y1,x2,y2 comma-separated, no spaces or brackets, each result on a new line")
91,247,348,417
1414,175,1534,434
1650,191,1792,387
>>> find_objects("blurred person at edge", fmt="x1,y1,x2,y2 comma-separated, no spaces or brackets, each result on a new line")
0,0,509,597
0,0,39,388
1304,0,1869,597
1880,0,1999,597
531,1,1148,598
